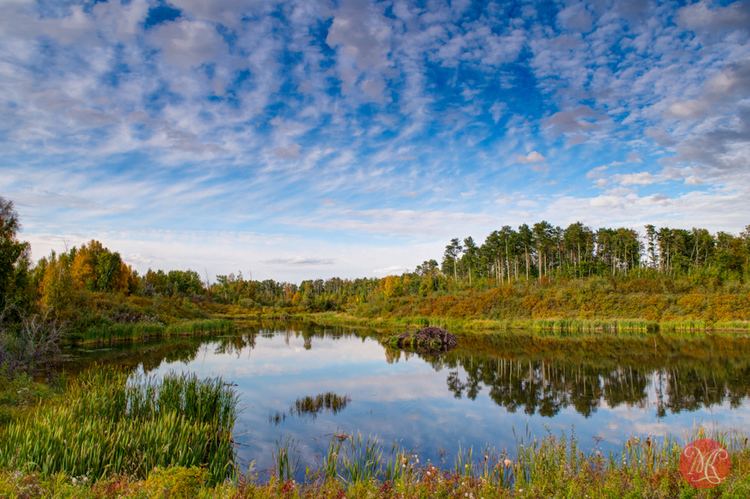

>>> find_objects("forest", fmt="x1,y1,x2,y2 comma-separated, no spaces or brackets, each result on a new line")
2,194,750,372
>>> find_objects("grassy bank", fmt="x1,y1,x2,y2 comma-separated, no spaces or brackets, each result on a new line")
74,318,235,344
257,275,750,335
1,430,749,497
231,310,750,335
0,369,237,484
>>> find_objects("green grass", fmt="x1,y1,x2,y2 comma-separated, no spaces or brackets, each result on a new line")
164,319,235,335
77,318,235,344
0,368,237,484
3,429,750,497
281,311,750,336
79,321,166,341
0,370,61,425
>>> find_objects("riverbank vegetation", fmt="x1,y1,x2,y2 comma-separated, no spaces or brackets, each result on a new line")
1,423,749,497
0,369,236,484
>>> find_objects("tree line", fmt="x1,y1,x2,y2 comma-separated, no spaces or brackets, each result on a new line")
439,222,750,284
28,221,750,314
2,193,750,342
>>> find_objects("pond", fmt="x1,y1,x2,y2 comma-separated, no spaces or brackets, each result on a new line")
63,323,750,480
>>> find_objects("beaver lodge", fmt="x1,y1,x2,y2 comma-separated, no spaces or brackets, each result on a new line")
387,326,457,353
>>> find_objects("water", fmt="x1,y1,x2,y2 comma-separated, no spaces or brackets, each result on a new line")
63,323,750,479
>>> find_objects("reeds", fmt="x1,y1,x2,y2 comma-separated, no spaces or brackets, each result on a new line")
79,319,234,344
165,319,235,335
272,439,297,482
318,433,405,484
0,368,237,484
3,428,750,496
296,312,750,336
325,429,750,496
80,321,165,341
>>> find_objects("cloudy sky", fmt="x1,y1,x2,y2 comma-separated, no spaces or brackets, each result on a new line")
1,0,748,281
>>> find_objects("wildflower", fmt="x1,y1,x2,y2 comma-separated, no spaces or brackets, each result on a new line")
503,458,512,468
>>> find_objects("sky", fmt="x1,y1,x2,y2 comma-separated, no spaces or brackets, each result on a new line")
1,0,749,282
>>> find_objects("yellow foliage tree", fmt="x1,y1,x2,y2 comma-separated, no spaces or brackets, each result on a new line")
382,275,401,299
71,246,97,291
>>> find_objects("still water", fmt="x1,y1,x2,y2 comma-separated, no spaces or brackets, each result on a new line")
65,323,750,479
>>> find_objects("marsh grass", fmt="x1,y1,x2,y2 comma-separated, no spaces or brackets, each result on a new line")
294,311,750,337
317,434,405,485
272,438,298,482
80,319,234,343
271,427,750,497
3,428,750,497
165,319,235,335
81,321,165,341
0,368,237,484
0,370,60,425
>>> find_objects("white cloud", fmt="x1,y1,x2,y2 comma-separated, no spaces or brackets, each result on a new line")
325,0,394,103
677,1,750,35
516,151,545,164
615,172,659,186
490,102,506,123
170,0,270,27
147,20,228,69
557,3,593,33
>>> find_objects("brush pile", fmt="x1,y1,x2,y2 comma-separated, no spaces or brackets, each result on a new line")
388,326,457,352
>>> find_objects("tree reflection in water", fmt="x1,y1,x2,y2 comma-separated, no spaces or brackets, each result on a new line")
395,333,750,417
62,323,750,419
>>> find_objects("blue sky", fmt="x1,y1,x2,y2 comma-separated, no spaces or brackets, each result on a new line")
1,0,749,281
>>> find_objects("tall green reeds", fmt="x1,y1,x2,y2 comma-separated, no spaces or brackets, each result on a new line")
165,319,234,335
79,319,234,344
3,429,750,496
0,368,237,484
80,321,166,341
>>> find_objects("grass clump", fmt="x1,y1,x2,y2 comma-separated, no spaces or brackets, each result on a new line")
165,319,234,335
0,370,60,425
78,319,234,344
81,321,165,342
0,368,237,484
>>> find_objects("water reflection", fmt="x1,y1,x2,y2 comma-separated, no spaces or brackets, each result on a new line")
413,334,750,417
62,324,750,478
269,392,351,426
64,326,750,418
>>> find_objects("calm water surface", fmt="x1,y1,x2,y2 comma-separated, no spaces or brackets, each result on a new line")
64,324,750,479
